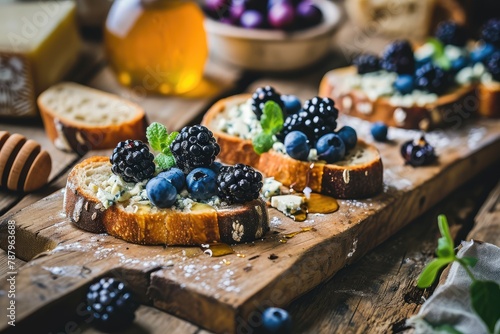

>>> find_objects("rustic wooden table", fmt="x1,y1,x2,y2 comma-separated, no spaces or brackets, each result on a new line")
1,11,499,334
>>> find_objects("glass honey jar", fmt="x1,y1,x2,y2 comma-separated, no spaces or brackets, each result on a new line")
104,0,208,95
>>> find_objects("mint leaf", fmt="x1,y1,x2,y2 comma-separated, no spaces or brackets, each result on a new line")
160,131,179,155
252,133,274,155
437,215,455,259
460,257,478,268
261,101,284,135
427,37,451,70
428,37,444,59
147,122,168,152
154,153,176,170
471,280,500,333
435,56,451,71
417,258,453,288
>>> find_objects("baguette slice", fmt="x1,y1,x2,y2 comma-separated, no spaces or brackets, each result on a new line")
478,81,500,118
64,156,269,246
319,66,478,130
38,82,148,153
202,95,383,199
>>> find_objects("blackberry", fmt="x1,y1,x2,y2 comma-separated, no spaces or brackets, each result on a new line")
110,140,155,183
86,278,139,331
217,164,262,204
435,21,467,47
380,40,415,75
481,18,500,48
170,125,220,174
486,51,500,81
353,54,380,74
251,86,284,119
280,97,338,145
415,63,449,94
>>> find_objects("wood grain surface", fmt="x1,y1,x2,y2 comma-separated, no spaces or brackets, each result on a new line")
0,118,498,333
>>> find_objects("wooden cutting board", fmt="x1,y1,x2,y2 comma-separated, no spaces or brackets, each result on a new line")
1,117,499,334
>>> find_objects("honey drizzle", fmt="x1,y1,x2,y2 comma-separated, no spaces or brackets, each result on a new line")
279,226,316,243
201,243,234,257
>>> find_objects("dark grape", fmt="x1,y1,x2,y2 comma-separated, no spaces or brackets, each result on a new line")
268,2,295,29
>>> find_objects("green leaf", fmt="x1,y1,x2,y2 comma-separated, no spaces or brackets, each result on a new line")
460,256,478,268
146,122,168,152
160,131,179,155
470,280,500,333
428,37,444,58
417,258,453,288
252,133,274,155
154,153,176,170
436,215,455,259
260,101,284,135
433,324,464,334
427,37,451,70
435,55,451,71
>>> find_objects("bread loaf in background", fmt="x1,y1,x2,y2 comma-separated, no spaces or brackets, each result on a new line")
38,82,148,154
345,0,466,41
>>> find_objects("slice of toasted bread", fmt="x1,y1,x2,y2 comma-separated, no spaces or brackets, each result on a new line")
202,95,383,199
64,156,269,246
319,66,478,130
478,81,500,118
38,82,148,153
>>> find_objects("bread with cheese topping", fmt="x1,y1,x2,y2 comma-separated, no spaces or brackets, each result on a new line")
319,66,477,130
201,95,383,199
64,156,269,246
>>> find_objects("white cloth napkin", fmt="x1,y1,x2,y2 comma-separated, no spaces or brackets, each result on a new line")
408,240,500,334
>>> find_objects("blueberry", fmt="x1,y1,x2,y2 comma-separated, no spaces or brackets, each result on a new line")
284,131,310,161
157,167,185,192
451,56,468,72
401,137,436,166
261,307,292,334
371,122,388,142
146,177,177,208
186,168,217,200
394,74,414,94
336,126,357,150
316,133,346,163
470,43,495,64
208,161,223,174
280,95,302,116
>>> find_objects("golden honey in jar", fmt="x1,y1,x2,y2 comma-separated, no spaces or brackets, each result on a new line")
104,0,207,95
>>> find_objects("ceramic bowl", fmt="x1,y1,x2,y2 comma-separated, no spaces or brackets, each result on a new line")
204,0,342,72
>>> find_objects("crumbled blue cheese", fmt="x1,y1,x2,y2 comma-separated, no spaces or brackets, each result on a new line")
415,42,435,62
215,98,262,140
261,177,282,199
444,45,466,62
272,142,286,154
340,70,397,100
456,62,491,85
93,174,149,209
308,148,318,161
271,195,304,215
389,90,438,107
93,174,224,212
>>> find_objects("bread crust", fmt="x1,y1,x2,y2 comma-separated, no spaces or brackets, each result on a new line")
319,66,479,130
478,81,500,118
64,157,269,245
201,95,383,199
38,83,148,153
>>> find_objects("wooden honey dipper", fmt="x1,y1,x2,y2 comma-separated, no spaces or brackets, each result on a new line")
0,131,52,192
